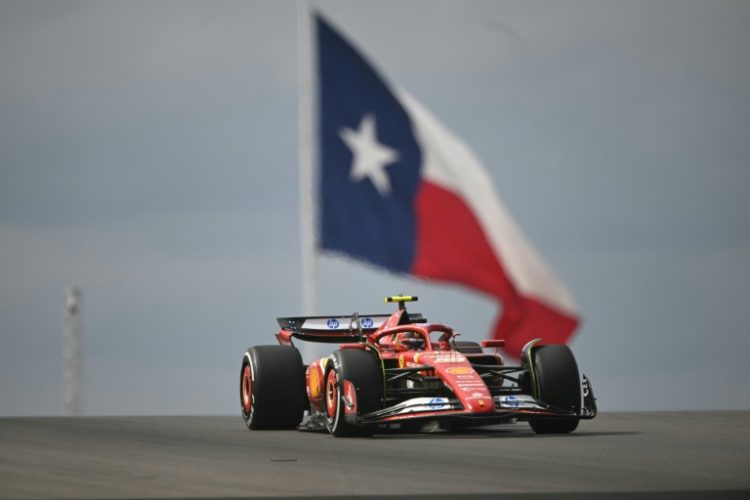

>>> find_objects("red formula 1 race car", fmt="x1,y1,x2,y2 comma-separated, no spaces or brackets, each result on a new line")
240,295,596,436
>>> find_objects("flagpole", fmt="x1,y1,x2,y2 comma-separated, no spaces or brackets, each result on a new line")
298,0,317,362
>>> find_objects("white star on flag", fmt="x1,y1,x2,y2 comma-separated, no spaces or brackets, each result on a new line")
339,114,399,196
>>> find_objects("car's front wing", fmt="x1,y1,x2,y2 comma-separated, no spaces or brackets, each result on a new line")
359,374,597,424
298,375,597,431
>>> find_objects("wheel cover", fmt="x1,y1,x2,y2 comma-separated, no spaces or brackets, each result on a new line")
325,370,338,419
242,365,252,413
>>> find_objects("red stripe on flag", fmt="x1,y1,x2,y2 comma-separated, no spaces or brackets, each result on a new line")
412,181,578,358
498,296,579,358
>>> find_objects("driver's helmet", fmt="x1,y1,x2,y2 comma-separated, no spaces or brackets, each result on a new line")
394,331,426,351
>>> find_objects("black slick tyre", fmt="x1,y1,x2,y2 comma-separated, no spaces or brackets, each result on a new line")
240,345,306,430
527,344,581,434
324,349,383,437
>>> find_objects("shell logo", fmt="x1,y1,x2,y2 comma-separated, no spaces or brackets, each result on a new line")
446,366,473,375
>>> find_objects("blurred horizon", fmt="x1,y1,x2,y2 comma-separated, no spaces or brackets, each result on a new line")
1,0,749,416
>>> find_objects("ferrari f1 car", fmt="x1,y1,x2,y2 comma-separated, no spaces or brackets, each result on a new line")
240,295,596,436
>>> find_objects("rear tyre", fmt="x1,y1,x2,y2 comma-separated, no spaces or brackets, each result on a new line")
325,349,383,437
527,344,581,434
240,345,306,430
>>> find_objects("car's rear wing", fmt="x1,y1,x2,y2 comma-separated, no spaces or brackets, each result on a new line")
276,312,426,343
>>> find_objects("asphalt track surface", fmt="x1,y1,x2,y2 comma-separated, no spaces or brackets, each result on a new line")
0,412,748,499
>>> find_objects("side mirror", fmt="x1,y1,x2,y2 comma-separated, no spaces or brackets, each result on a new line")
481,339,506,348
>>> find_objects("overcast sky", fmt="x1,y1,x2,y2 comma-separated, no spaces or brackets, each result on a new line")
1,0,749,416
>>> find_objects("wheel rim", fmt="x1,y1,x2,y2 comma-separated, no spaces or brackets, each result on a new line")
325,370,338,419
242,365,252,413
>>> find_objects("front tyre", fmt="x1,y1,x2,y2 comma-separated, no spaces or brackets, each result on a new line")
240,345,306,430
325,349,383,437
527,344,581,434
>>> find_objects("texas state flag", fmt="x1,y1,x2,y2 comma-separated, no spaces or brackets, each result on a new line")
316,14,579,357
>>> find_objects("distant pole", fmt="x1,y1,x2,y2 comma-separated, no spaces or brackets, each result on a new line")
298,0,318,361
64,286,83,416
